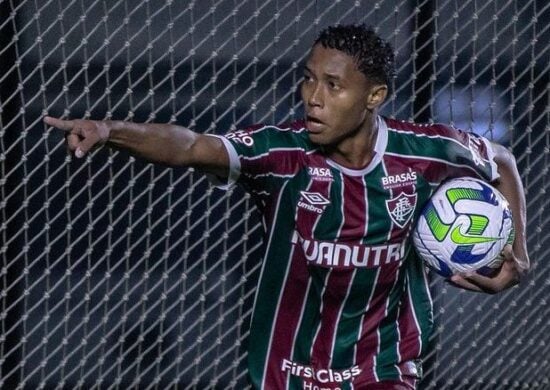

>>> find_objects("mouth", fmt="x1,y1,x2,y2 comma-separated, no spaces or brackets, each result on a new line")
306,115,323,124
306,115,325,132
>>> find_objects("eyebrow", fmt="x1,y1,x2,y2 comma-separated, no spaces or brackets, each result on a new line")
303,65,342,80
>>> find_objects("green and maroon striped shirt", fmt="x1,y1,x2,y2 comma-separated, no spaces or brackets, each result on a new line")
214,116,498,389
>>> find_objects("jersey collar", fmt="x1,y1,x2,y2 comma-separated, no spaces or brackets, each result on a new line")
326,116,388,176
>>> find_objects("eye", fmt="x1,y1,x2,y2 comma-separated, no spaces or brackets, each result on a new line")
328,80,341,90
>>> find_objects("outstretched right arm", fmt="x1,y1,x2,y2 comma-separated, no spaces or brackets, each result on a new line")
43,117,229,179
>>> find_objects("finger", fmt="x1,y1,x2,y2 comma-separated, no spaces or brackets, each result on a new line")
460,273,498,292
44,116,75,132
449,275,484,293
501,244,514,261
463,263,519,292
66,133,80,153
74,131,100,158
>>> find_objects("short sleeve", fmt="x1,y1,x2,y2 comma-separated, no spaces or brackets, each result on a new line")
466,132,499,181
443,127,500,182
384,118,500,185
207,122,313,194
204,134,241,189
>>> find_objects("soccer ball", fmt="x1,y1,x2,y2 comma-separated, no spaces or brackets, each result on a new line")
412,177,514,277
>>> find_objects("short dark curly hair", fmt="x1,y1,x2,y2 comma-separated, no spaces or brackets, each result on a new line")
315,24,396,85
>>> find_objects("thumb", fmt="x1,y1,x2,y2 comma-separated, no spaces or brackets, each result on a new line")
74,131,101,158
75,146,85,159
500,244,514,262
71,120,111,158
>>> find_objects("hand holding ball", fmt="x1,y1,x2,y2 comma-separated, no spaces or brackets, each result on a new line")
413,177,514,278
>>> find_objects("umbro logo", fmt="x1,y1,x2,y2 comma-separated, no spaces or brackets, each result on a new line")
300,191,330,205
298,191,330,214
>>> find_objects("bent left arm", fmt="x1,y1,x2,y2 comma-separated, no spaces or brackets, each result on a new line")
451,142,530,293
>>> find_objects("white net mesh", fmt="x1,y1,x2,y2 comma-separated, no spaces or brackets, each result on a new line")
1,0,549,388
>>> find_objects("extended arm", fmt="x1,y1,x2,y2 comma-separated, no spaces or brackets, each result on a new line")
43,116,229,178
451,143,530,293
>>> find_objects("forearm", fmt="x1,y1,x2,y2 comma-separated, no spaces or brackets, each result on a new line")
107,121,199,166
44,115,230,176
450,144,530,294
492,144,529,268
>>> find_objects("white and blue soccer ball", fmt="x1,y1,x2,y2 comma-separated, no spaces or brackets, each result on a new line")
413,177,514,277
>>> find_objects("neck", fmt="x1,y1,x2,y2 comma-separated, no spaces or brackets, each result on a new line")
325,114,379,170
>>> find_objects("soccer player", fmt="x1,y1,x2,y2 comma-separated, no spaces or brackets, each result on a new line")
44,24,529,390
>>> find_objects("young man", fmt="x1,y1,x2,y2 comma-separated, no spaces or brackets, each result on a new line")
45,24,528,390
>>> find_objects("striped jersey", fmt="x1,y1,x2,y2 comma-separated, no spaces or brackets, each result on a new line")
214,116,498,389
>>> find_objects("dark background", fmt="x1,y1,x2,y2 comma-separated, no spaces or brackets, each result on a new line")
1,0,549,388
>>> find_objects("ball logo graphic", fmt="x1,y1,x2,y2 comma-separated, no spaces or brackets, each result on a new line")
413,178,514,277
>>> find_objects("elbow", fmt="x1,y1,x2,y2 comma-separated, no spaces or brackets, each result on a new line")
490,143,523,193
492,143,516,171
162,127,200,167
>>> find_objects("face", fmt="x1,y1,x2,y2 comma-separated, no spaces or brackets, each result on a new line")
301,44,378,147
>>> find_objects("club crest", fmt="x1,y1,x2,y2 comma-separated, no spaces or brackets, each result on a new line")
385,192,417,228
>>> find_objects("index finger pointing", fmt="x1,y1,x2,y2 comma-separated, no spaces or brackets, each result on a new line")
44,116,75,132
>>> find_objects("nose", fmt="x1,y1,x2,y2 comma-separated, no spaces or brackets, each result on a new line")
304,81,323,108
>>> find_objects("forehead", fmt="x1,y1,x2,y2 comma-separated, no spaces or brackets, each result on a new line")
305,44,364,80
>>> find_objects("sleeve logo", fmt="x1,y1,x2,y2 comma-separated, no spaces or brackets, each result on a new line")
468,134,486,167
225,130,254,147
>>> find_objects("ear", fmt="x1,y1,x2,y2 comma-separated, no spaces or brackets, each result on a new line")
366,84,388,110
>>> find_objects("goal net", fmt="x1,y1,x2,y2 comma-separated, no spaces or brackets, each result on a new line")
1,0,548,388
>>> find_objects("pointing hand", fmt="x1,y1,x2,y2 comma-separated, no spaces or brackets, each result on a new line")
44,116,110,158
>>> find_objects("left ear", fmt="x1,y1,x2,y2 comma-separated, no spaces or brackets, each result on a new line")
365,84,388,110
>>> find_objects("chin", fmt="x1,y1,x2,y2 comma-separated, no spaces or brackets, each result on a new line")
307,132,328,145
308,130,344,148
